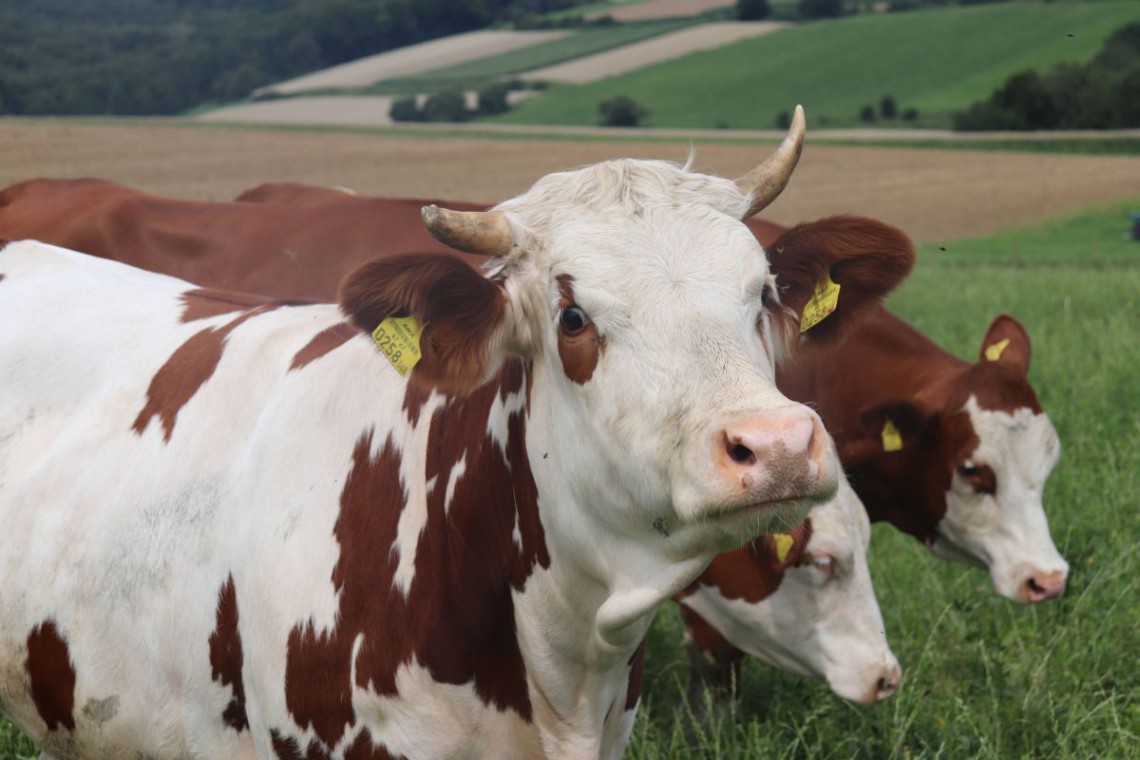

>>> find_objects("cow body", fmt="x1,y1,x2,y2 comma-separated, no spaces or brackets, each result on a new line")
0,137,915,758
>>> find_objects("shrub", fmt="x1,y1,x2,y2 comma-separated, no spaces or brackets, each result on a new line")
599,95,648,127
879,95,897,119
859,104,875,123
902,107,918,121
389,95,424,122
798,0,843,19
477,81,511,116
775,109,791,129
737,0,772,20
421,88,470,123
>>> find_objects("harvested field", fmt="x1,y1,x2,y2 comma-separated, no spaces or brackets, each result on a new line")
517,22,786,83
585,0,734,21
2,120,1139,243
256,30,567,96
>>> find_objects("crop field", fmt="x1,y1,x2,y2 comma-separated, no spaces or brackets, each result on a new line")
0,122,1138,758
492,1,1140,128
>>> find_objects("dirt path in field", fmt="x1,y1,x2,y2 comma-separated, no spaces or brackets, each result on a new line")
3,120,1139,244
517,21,787,83
586,0,734,21
257,30,568,96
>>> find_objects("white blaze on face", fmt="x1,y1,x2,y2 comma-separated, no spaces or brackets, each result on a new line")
934,396,1067,603
681,476,900,703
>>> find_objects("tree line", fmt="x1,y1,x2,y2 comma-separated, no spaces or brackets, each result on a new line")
0,0,586,116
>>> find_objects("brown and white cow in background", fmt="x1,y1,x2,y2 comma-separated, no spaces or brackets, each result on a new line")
0,112,912,759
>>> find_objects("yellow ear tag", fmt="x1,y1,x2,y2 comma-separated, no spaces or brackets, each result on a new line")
799,274,841,333
773,533,795,563
985,338,1010,362
881,417,903,452
371,316,423,376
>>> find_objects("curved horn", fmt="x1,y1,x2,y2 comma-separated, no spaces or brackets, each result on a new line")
735,105,806,219
422,205,513,257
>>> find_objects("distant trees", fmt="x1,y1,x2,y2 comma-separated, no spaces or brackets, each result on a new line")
954,21,1140,130
599,96,648,127
737,0,772,21
797,0,844,19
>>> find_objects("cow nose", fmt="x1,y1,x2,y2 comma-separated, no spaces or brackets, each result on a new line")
1023,570,1066,602
717,409,828,501
874,664,903,702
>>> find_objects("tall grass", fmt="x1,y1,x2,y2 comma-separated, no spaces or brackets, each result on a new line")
2,199,1139,758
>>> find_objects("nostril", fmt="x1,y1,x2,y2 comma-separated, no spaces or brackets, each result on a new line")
877,675,900,700
1027,577,1046,597
727,441,756,466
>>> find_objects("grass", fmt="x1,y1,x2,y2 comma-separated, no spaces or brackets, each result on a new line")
3,199,1140,757
489,1,1140,128
368,18,696,93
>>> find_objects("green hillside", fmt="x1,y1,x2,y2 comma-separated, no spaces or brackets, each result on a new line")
488,1,1140,128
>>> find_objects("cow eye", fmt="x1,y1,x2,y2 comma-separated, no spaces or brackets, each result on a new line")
957,460,996,495
958,460,979,477
559,305,590,335
760,284,774,308
810,553,836,579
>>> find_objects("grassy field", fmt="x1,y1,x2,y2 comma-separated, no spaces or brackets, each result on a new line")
489,1,1140,129
0,195,1137,757
367,18,695,93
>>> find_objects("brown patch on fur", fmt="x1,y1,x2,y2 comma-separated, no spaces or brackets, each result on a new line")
180,288,275,322
270,730,332,760
344,731,406,760
764,216,915,342
678,605,745,686
555,274,602,385
624,639,648,711
208,575,248,732
339,253,506,394
682,519,814,604
25,621,77,732
133,306,277,442
289,322,357,371
0,273,5,282
401,381,435,428
283,361,548,751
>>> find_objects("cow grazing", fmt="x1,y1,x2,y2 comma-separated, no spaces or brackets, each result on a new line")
0,111,913,758
679,469,901,704
777,305,1066,603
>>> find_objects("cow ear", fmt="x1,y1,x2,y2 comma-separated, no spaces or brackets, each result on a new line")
339,253,509,394
979,314,1031,374
854,399,934,453
765,216,915,341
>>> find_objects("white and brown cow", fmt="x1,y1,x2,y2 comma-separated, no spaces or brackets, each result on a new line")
679,473,900,705
0,113,913,759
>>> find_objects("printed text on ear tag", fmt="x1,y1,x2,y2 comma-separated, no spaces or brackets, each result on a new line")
773,533,795,563
985,338,1011,361
372,316,423,376
881,418,903,452
799,273,841,332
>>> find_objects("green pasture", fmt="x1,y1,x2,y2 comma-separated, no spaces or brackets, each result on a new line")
2,199,1139,757
490,1,1140,129
368,19,695,93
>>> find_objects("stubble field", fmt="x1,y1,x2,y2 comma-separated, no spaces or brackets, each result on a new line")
1,120,1138,759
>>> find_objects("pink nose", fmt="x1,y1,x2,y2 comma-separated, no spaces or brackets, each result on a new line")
873,665,903,702
1023,570,1066,602
717,409,828,502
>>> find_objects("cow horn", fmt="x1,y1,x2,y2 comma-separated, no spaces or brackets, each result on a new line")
735,105,806,218
422,205,513,257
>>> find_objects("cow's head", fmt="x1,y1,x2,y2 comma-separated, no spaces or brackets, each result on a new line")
340,108,914,625
852,315,1067,603
680,472,900,704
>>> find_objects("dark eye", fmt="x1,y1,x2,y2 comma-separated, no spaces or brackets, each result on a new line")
958,461,979,477
957,460,997,495
560,305,589,335
760,284,774,308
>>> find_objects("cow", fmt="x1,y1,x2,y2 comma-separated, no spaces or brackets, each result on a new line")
776,305,1068,604
0,111,916,759
678,471,901,705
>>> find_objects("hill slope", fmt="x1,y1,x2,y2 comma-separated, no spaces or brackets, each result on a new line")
489,1,1140,128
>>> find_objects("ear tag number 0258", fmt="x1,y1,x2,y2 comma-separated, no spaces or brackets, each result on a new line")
372,316,423,376
800,273,841,333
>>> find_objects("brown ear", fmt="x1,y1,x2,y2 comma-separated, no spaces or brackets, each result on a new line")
979,314,1031,374
765,216,915,341
339,253,506,393
841,398,935,464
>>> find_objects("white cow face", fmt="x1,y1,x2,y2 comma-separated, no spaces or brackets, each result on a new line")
682,475,900,703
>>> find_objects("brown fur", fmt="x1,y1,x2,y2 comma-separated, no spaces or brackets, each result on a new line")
339,253,507,395
208,575,248,732
289,323,358,372
25,621,77,732
280,362,548,752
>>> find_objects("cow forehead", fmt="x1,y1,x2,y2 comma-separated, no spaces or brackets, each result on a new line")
964,396,1060,477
